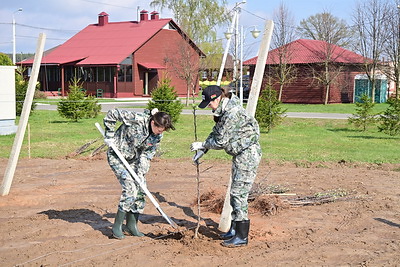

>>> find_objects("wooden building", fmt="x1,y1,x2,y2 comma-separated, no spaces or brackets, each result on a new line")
244,39,372,104
20,11,204,98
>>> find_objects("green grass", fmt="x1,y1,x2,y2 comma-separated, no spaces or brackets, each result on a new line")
282,103,390,114
1,110,399,163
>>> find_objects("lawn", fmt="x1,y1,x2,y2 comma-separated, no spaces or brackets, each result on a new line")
1,109,399,163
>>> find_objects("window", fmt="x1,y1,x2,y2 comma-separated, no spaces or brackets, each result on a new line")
118,65,132,82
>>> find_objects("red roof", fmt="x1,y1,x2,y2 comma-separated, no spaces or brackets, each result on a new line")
22,17,180,65
244,39,368,65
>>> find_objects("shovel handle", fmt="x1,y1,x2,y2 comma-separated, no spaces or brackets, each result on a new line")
95,123,177,228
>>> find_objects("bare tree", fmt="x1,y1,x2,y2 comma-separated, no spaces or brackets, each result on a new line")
270,3,298,101
381,0,400,99
298,11,351,104
297,11,353,48
165,36,201,106
353,0,391,102
309,41,344,105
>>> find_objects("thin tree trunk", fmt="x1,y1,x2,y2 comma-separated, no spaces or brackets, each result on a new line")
278,84,284,101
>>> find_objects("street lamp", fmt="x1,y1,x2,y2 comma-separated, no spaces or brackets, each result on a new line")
12,8,23,65
217,0,246,86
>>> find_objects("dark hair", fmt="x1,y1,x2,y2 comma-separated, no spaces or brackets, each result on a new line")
151,112,175,131
221,86,233,99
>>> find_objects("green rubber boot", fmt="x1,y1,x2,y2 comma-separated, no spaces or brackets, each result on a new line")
125,212,145,237
112,209,126,239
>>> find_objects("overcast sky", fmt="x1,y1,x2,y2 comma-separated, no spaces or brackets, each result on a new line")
0,0,358,60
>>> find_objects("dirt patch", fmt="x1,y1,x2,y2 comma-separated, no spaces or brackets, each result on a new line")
0,157,399,266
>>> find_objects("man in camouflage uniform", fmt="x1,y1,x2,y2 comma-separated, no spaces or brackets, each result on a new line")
104,108,174,239
191,85,262,248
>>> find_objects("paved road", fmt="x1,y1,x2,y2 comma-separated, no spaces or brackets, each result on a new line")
36,102,351,119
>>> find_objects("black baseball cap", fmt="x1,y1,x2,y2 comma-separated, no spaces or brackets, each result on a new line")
198,85,223,108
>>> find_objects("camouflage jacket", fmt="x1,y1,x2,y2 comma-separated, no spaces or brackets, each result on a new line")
103,109,162,176
203,94,260,156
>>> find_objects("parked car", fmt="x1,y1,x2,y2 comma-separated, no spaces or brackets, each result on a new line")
228,75,250,102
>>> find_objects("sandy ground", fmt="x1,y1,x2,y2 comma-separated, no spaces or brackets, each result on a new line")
0,156,399,267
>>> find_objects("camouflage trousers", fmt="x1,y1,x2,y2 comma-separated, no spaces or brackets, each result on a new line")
230,143,262,221
107,151,146,213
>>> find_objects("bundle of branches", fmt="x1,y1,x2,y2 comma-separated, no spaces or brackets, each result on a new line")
249,181,291,201
67,138,106,158
287,189,356,206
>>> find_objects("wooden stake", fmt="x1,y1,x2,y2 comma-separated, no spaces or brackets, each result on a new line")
0,33,46,196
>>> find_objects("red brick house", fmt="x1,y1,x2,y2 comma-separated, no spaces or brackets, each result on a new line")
244,39,370,104
20,11,205,98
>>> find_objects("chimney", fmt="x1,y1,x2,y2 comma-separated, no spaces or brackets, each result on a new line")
140,10,149,21
150,11,159,20
98,12,109,26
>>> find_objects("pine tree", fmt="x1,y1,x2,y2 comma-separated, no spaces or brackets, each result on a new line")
348,94,377,131
147,78,183,123
378,97,400,136
255,85,287,133
57,78,101,122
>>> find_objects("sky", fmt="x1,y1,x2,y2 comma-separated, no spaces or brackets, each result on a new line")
0,0,359,61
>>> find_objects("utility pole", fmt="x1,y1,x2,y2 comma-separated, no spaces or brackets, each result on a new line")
12,8,23,65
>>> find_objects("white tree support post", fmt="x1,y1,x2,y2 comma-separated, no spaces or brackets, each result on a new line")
218,20,274,232
0,33,46,196
246,20,274,117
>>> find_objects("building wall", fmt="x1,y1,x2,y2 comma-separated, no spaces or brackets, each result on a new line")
251,64,364,104
134,29,200,97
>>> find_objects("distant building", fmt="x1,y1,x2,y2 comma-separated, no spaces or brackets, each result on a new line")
200,54,234,81
20,11,205,98
244,39,387,104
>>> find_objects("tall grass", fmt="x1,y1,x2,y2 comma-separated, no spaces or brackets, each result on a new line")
1,110,399,163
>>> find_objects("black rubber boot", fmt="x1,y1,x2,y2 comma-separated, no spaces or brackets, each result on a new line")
220,220,236,239
221,220,250,248
125,212,144,237
112,209,126,239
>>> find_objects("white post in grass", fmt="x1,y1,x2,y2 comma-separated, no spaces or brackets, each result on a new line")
1,33,46,196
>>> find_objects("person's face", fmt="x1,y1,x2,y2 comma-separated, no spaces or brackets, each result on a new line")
208,96,221,111
151,120,165,135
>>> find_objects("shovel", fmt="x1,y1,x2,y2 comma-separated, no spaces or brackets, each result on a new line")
95,122,177,229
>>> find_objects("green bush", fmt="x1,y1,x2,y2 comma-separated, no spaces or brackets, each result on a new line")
147,78,183,123
255,85,287,132
15,67,38,116
0,53,12,65
378,97,400,136
348,94,377,131
57,78,101,122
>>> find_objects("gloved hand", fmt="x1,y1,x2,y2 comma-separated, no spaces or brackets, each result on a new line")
190,141,204,151
193,150,206,164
